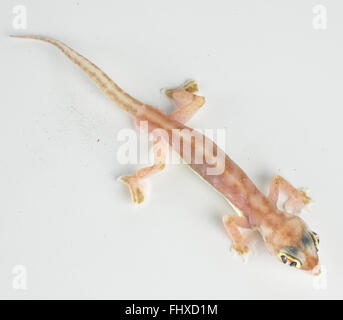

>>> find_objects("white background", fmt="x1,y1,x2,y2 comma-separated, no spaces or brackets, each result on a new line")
0,0,342,299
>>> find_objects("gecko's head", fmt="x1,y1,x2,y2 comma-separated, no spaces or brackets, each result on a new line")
265,215,320,275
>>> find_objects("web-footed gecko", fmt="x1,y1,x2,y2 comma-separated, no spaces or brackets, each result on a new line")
12,35,321,275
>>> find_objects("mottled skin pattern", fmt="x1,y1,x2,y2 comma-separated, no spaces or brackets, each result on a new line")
12,35,321,275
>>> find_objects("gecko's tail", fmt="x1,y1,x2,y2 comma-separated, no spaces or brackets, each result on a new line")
11,35,143,117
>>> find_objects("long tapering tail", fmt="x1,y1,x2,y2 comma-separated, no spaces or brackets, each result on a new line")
11,35,144,117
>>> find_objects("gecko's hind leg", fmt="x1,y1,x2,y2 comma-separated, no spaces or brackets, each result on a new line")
163,80,205,123
119,135,167,204
223,215,256,257
268,175,312,214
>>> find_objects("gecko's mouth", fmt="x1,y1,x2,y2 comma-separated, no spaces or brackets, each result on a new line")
278,252,302,268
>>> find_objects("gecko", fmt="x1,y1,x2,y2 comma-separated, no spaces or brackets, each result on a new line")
12,35,321,275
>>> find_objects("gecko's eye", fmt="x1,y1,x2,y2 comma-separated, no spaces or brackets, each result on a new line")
308,230,320,252
278,252,302,268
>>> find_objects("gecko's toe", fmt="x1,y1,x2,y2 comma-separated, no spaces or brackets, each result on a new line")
162,80,200,98
233,244,249,255
297,188,312,205
284,188,313,214
119,175,147,204
230,244,250,263
181,80,200,93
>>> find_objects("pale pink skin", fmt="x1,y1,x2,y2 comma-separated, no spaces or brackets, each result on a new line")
13,35,321,275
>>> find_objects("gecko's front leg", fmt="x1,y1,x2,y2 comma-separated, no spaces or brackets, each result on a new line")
268,175,312,214
222,215,256,256
119,135,167,204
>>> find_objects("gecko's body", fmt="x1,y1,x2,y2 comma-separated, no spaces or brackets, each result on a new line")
13,35,321,275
